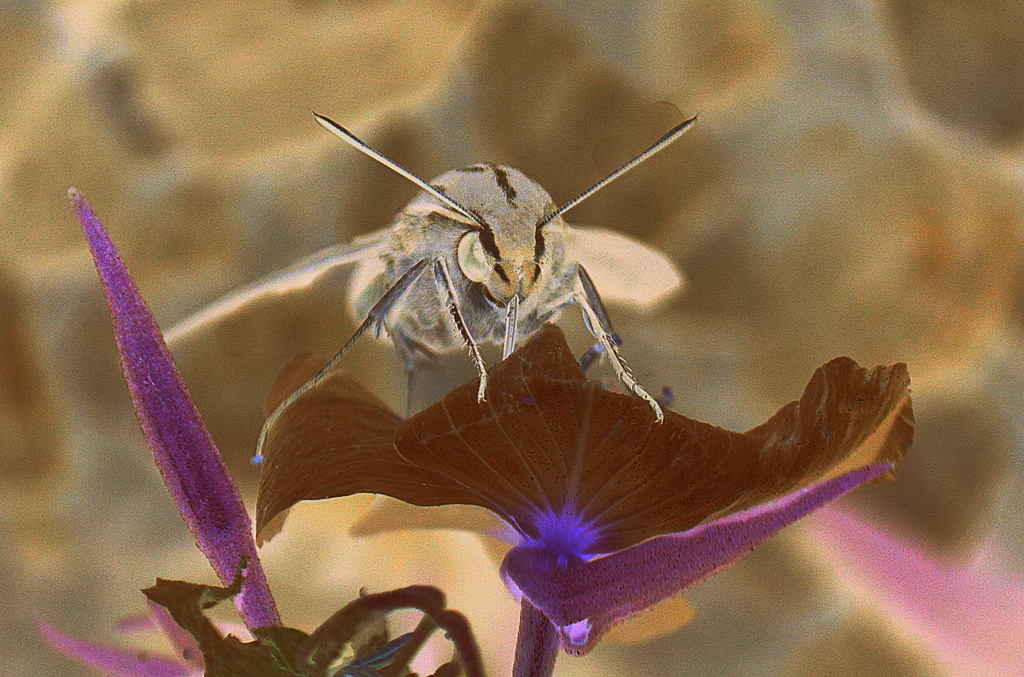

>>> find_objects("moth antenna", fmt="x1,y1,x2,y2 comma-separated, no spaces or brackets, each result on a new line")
537,115,698,228
313,112,485,228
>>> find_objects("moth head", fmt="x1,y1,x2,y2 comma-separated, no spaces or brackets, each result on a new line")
441,164,555,305
314,114,696,308
455,226,544,305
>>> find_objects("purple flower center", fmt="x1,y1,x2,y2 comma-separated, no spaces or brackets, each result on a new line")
525,509,601,561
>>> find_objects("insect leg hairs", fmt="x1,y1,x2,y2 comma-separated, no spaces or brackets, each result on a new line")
576,264,665,423
434,258,489,402
253,258,431,462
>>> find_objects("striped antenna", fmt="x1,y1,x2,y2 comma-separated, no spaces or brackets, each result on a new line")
313,112,485,228
537,115,698,228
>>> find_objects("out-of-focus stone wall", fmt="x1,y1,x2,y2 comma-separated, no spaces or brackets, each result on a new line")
3,0,1023,675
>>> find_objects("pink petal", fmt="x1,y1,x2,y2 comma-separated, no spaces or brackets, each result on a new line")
113,613,156,635
72,189,279,629
503,463,892,654
37,620,192,677
809,506,1024,677
147,601,204,671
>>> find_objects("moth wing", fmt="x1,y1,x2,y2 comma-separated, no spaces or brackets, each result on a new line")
565,226,684,309
165,232,386,345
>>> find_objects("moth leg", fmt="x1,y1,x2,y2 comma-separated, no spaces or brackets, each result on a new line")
393,332,439,371
575,264,664,423
253,257,431,462
434,258,488,402
578,333,621,373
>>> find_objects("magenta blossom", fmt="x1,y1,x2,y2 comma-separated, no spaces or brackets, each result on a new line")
810,506,1024,676
255,322,914,674
38,601,212,677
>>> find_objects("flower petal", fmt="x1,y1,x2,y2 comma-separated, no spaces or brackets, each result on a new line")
254,369,481,540
394,325,913,553
257,325,913,558
73,189,279,629
501,463,894,655
809,506,1024,676
37,620,192,677
147,601,205,671
254,324,599,542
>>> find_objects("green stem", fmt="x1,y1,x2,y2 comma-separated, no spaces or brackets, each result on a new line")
512,601,558,677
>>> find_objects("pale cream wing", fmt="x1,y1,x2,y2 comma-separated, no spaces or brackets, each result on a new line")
565,226,684,309
165,232,386,345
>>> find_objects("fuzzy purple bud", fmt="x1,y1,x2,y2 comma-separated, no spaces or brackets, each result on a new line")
72,189,280,629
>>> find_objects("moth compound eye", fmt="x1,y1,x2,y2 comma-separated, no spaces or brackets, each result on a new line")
457,230,491,283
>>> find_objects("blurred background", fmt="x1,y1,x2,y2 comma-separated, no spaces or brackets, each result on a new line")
3,0,1024,675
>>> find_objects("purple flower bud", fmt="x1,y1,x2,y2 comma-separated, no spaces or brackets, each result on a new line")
72,189,279,630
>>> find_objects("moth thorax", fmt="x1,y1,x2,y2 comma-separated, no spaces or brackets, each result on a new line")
433,165,554,227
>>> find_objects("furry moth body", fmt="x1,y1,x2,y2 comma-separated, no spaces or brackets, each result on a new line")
165,113,694,460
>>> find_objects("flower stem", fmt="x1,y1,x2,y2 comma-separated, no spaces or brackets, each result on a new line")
512,601,558,677
379,615,438,677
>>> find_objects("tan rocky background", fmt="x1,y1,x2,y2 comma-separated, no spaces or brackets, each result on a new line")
3,0,1024,675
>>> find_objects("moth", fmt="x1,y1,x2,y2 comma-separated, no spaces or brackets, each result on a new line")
166,112,694,457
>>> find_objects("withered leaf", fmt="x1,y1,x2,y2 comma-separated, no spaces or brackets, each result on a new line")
141,572,473,677
142,570,308,677
257,324,912,555
298,585,482,677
